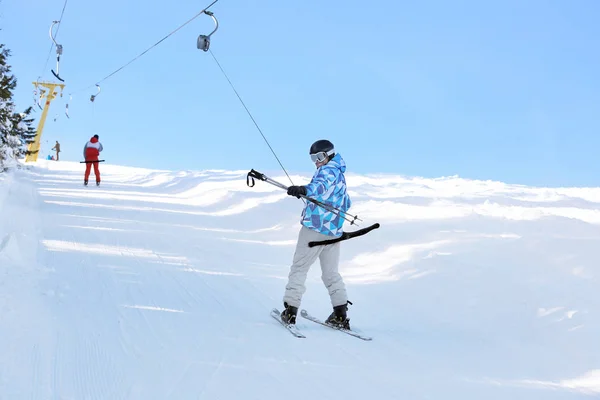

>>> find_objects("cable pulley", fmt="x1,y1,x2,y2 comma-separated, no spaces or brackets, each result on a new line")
197,10,219,52
32,86,40,111
37,86,46,110
90,84,101,102
65,94,72,118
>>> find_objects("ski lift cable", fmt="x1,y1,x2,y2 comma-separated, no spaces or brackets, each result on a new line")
52,0,69,39
38,0,69,79
70,0,221,96
207,48,297,188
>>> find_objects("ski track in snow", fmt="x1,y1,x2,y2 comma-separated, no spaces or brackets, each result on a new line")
0,160,599,399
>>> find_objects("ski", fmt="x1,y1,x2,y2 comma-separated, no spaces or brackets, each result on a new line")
300,309,372,341
270,308,306,338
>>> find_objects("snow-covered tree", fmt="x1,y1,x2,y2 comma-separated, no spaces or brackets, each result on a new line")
0,43,18,170
0,43,37,171
11,106,37,158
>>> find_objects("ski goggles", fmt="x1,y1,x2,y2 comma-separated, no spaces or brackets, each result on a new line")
310,149,335,163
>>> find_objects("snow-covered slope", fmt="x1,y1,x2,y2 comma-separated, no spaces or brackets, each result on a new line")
0,160,598,399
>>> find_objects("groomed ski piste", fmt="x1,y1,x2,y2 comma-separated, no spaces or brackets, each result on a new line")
0,160,598,399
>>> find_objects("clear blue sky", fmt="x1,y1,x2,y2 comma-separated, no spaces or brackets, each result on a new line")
2,0,599,186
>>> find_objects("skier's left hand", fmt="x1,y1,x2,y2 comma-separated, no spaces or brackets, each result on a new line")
287,185,307,198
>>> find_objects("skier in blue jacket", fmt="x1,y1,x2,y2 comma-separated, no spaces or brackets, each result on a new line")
280,139,353,328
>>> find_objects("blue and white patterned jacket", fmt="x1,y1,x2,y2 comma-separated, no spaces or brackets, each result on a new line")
300,153,352,237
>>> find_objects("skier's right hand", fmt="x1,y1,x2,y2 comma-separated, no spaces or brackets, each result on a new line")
287,185,307,198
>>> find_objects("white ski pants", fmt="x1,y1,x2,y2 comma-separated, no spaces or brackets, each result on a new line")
283,226,348,308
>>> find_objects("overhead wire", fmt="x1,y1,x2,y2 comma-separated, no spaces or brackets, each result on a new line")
207,48,297,187
44,0,295,189
71,0,221,95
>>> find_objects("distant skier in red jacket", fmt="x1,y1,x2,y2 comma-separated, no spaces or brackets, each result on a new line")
83,134,103,186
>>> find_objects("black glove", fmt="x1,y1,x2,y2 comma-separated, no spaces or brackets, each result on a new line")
287,185,307,198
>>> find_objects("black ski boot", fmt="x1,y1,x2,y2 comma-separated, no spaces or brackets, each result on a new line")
280,302,298,325
325,301,352,330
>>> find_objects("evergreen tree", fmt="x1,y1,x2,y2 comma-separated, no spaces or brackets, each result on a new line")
0,43,18,170
0,43,38,170
11,106,37,158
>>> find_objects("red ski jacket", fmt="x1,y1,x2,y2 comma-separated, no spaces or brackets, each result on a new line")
83,136,103,160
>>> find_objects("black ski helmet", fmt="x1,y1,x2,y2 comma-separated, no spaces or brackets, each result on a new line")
309,139,334,155
308,139,335,162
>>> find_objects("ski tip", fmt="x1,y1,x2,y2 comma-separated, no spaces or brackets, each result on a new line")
300,308,372,340
271,308,306,338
